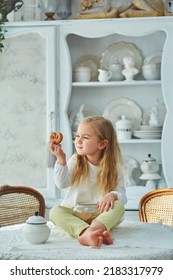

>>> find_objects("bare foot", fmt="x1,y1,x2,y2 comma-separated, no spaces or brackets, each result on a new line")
79,229,104,248
103,230,113,245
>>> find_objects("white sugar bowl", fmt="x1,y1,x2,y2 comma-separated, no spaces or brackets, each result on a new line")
116,115,132,140
73,66,91,82
23,212,50,244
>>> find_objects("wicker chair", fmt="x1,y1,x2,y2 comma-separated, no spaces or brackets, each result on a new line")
0,185,45,227
138,188,173,226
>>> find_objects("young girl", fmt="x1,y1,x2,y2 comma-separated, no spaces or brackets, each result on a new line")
49,116,127,248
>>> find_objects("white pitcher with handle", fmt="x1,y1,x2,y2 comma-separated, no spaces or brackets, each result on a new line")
98,69,112,82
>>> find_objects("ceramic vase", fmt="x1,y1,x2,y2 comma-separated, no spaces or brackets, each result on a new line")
57,0,72,19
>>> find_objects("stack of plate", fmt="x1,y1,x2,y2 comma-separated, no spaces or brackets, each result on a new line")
133,125,162,139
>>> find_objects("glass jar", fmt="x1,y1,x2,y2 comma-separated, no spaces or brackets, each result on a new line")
57,0,72,19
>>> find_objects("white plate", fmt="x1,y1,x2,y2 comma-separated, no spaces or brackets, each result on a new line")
144,51,162,65
134,135,161,139
133,132,162,139
139,125,163,131
134,130,162,134
103,98,142,131
74,55,100,81
100,42,143,71
69,104,100,133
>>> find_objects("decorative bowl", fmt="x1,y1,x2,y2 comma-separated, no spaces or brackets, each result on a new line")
142,64,161,80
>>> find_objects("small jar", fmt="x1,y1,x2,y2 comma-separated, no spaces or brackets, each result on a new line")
116,115,132,140
73,66,91,82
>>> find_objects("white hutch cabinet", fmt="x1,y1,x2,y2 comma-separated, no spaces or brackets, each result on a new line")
1,17,173,220
58,18,173,220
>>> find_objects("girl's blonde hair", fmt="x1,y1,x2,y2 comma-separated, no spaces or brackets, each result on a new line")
71,116,124,195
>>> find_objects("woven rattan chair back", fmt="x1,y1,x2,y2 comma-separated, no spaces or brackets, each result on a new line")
0,185,45,227
138,188,173,226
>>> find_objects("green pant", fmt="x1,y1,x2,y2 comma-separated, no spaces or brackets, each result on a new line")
49,200,125,238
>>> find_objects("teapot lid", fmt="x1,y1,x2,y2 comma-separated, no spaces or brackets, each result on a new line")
144,154,156,162
26,211,47,225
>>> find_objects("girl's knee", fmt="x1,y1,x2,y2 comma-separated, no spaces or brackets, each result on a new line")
49,205,72,227
114,200,125,215
49,205,62,222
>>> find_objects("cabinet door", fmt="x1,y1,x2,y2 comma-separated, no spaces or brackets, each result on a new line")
59,19,173,194
0,25,58,199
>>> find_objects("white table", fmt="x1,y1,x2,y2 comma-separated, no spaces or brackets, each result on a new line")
0,221,173,260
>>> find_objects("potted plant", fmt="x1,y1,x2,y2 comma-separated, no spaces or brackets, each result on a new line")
0,0,7,52
0,0,24,52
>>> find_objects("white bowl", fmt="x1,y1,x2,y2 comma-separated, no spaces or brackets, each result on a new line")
142,63,161,70
142,67,161,80
74,204,98,213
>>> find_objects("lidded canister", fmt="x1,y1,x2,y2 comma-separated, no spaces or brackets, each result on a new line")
116,115,132,140
73,66,91,82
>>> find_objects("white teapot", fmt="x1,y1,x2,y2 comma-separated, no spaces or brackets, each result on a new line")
140,154,160,174
98,69,112,82
23,211,50,244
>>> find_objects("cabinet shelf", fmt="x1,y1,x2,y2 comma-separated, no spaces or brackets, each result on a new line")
119,139,161,144
72,80,161,88
72,138,161,144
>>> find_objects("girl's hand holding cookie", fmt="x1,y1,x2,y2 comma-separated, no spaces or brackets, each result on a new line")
49,132,66,165
50,132,63,144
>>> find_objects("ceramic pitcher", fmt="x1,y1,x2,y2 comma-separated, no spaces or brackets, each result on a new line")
98,69,112,82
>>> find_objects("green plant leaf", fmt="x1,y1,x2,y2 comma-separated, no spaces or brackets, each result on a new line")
0,0,8,52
